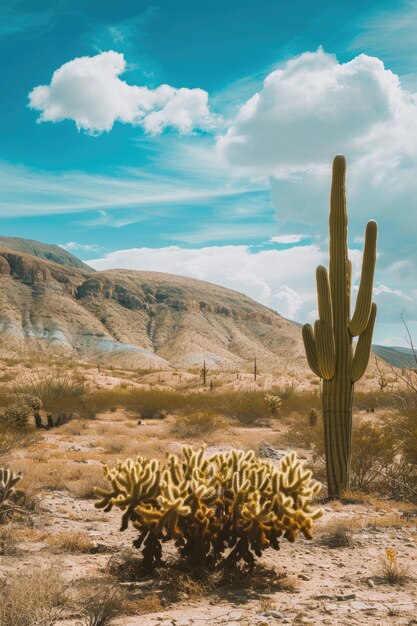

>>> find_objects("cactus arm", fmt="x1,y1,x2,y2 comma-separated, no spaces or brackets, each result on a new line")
302,324,321,377
316,266,336,379
349,220,377,336
350,303,377,382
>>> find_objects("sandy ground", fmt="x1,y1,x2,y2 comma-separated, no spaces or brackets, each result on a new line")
1,401,416,626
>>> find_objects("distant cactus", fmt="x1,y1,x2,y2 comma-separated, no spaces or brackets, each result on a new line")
95,446,322,570
265,394,281,415
200,360,209,386
0,468,22,522
302,156,377,498
309,409,318,427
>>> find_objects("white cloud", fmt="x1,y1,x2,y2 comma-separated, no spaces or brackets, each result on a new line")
28,51,215,135
217,48,414,176
269,234,306,244
59,242,101,252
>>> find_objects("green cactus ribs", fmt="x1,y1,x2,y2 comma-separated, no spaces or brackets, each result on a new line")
302,155,377,499
94,446,322,571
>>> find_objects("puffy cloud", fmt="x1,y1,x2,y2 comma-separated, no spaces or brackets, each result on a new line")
217,48,414,176
29,51,214,135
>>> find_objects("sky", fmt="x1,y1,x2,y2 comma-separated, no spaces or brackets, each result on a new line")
1,0,417,346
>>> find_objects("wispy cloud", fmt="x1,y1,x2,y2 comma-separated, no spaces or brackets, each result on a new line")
350,1,417,76
0,5,58,38
0,155,267,219
59,242,102,252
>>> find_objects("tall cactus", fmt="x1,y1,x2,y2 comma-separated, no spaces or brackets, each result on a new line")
302,155,377,498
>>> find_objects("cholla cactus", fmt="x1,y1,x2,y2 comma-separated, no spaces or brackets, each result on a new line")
265,394,282,415
0,404,30,429
95,447,322,570
0,468,22,522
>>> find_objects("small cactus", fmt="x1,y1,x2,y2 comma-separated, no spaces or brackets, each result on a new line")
265,394,281,415
0,468,22,522
200,361,209,386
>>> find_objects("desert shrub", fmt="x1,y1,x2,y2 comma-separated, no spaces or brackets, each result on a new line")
273,383,295,401
317,519,358,548
285,414,398,494
216,390,270,425
0,565,69,626
375,549,410,586
170,411,226,438
12,364,85,413
74,578,127,626
95,446,322,571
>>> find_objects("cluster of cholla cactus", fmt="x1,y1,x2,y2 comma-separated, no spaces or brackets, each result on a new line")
265,394,281,415
0,468,22,523
302,155,377,498
95,447,322,570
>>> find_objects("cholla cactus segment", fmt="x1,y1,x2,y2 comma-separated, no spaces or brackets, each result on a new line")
0,468,22,522
95,447,322,569
265,394,281,415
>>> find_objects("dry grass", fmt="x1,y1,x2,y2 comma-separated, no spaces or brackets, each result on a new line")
46,530,94,553
0,564,69,626
74,578,128,626
316,518,359,548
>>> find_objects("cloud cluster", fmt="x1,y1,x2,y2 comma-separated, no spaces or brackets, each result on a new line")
217,48,414,176
29,51,214,135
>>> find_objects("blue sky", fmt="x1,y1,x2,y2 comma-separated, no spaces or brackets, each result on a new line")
1,0,417,345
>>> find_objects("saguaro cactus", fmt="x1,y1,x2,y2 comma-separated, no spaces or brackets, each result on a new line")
302,155,377,498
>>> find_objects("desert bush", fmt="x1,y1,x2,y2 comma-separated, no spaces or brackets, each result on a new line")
170,411,226,438
285,414,398,494
317,518,358,548
273,383,295,401
217,390,270,425
375,549,410,586
95,446,322,571
0,427,41,461
12,364,85,413
0,565,69,626
74,578,127,626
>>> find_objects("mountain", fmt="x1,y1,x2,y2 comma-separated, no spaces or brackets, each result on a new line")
372,345,416,369
0,243,305,370
0,236,94,273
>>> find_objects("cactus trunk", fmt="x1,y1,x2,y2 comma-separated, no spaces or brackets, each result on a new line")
322,376,353,497
302,155,377,499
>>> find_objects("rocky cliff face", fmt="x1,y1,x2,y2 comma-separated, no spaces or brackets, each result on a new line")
0,246,306,371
